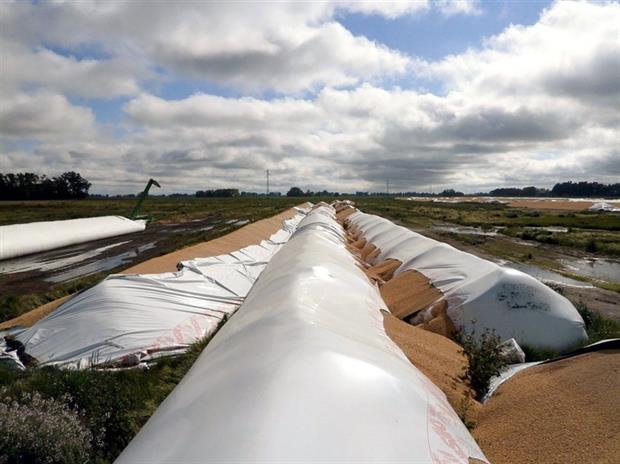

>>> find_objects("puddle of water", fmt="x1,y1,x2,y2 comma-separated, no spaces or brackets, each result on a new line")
498,260,593,288
560,258,620,283
45,242,157,283
0,242,129,274
434,225,502,236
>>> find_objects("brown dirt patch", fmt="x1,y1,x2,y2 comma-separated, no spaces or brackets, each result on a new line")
383,311,477,413
380,269,444,320
475,350,620,464
505,199,594,211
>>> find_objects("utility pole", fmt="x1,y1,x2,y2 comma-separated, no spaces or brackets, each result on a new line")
386,179,390,196
266,169,270,195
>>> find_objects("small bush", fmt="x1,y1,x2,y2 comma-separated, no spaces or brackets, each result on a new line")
458,327,507,400
456,395,477,430
521,344,557,362
585,238,598,253
0,392,93,464
577,302,620,344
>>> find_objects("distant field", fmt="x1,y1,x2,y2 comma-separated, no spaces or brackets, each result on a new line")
0,196,311,226
2,195,618,258
354,197,620,257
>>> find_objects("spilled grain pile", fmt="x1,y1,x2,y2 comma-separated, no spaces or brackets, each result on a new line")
474,350,620,464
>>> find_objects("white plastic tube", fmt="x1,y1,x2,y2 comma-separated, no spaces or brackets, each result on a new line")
348,211,587,351
17,214,305,369
115,205,488,464
0,216,146,261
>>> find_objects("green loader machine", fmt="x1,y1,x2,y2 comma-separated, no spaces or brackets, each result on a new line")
129,178,161,221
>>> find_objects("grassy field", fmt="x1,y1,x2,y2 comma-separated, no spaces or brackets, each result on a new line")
0,196,309,225
354,197,620,254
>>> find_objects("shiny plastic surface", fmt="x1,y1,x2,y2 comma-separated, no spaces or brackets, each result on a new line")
115,206,488,464
16,215,304,368
0,216,146,261
348,211,587,351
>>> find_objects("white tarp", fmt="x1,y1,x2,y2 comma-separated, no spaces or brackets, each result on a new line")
15,214,305,369
588,202,620,212
0,216,146,261
115,205,488,464
348,211,587,351
482,361,542,403
0,337,25,370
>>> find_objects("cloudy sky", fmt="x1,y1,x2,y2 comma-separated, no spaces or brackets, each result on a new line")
1,1,618,194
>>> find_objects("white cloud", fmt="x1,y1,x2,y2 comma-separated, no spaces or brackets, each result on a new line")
337,1,430,18
0,40,142,98
424,0,619,110
0,1,412,94
0,92,96,142
1,1,618,193
434,0,481,17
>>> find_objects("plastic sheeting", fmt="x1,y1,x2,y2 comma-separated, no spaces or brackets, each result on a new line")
0,338,25,370
0,216,146,261
484,338,620,402
115,205,489,464
348,211,587,351
483,361,542,402
15,214,305,369
589,202,620,212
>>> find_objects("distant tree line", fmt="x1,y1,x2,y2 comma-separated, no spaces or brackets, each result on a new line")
489,186,549,197
0,172,91,200
195,189,239,197
286,187,342,197
550,181,620,197
490,182,620,198
438,189,464,197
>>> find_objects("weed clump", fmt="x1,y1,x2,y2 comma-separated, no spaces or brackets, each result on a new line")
577,302,620,344
0,391,93,464
456,395,477,430
458,327,507,401
0,331,221,463
585,238,598,253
